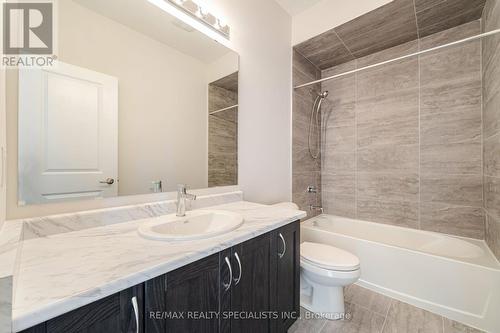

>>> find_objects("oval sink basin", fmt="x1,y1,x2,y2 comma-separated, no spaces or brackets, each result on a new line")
137,210,244,241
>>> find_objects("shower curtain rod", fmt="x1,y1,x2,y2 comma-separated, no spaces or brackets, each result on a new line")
294,28,500,90
209,104,238,115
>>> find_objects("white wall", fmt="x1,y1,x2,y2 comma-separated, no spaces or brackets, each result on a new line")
291,0,392,45
202,0,293,204
206,52,239,83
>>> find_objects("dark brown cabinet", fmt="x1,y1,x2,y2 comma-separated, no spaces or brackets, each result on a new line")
230,233,272,333
20,221,300,333
144,253,222,333
21,284,143,333
146,233,274,333
274,221,301,332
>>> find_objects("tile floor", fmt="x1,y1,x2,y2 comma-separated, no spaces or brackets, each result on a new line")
288,284,484,333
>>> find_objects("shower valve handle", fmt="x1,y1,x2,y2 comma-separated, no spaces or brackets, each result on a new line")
307,186,318,193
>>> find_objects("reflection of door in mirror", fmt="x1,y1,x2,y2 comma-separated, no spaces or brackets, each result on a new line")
208,72,238,187
18,62,118,205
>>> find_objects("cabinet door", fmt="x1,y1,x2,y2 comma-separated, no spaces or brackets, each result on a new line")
230,233,272,333
162,253,221,333
219,248,232,333
27,284,144,333
275,221,300,331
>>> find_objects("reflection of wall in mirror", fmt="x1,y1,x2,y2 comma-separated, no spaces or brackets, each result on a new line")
7,0,212,210
208,72,238,187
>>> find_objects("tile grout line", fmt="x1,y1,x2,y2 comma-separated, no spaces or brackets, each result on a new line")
294,47,322,75
412,0,421,39
480,20,485,239
354,59,358,219
484,129,500,142
318,318,328,333
380,299,393,333
333,29,356,60
417,35,422,230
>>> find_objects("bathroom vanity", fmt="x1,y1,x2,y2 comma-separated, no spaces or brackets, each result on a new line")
9,199,305,333
21,223,299,333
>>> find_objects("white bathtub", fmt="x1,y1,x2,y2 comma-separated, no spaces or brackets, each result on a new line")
301,215,500,332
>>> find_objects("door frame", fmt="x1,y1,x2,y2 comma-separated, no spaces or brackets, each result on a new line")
0,0,7,227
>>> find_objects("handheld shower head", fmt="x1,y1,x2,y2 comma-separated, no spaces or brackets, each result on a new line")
308,91,329,159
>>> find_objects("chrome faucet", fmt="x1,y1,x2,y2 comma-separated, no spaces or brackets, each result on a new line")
176,184,197,217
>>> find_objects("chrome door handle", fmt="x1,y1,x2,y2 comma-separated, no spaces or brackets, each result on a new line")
99,178,115,185
223,256,232,291
131,296,139,333
233,252,242,285
278,233,286,259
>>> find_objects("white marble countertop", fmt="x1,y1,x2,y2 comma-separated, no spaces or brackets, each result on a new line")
12,201,306,332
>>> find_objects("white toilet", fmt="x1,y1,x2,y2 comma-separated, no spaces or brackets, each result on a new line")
300,242,360,319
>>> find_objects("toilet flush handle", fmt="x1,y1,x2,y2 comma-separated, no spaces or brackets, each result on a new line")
278,233,286,259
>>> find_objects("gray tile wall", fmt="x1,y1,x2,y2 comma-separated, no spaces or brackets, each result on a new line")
293,50,322,217
294,0,486,70
482,0,500,259
320,21,485,239
208,83,238,187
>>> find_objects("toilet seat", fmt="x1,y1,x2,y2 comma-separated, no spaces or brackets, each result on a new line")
300,242,360,272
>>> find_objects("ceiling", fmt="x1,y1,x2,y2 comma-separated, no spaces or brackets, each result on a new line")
73,0,233,64
294,0,486,70
274,0,324,16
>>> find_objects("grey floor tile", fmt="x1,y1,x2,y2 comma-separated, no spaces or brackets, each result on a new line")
344,285,392,317
382,300,443,333
288,307,327,333
443,318,484,333
321,303,385,333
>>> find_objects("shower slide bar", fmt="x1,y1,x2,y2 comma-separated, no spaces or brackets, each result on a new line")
294,28,500,90
209,104,238,115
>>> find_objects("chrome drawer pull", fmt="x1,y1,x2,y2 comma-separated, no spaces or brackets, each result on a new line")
278,233,286,259
223,256,233,291
234,252,242,285
132,296,139,333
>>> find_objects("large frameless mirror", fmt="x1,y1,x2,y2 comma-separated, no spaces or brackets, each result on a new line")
9,0,239,206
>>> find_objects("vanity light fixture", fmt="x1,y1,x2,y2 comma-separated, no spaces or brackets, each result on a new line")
147,0,230,42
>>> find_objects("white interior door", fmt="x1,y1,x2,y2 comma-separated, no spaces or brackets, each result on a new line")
19,62,118,205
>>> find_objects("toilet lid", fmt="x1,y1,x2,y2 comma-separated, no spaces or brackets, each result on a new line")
300,242,360,271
